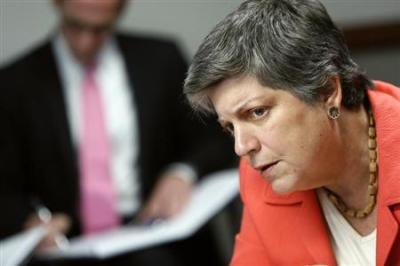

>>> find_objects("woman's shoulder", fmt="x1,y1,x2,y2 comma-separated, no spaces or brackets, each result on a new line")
369,80,400,104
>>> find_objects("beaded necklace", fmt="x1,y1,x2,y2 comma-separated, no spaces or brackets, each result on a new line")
325,110,378,219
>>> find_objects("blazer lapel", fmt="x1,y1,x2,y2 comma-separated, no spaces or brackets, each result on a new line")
376,146,400,266
296,191,336,265
40,43,77,172
263,187,336,265
377,203,399,265
27,41,80,203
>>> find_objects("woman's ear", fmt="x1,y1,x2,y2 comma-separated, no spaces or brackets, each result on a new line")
324,76,342,109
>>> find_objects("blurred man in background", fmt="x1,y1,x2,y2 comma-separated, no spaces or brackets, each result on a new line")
0,0,235,265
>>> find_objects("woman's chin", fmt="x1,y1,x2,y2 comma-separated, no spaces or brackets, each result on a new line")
271,179,297,195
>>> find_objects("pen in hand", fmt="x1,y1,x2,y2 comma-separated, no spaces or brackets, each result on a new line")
129,217,165,227
31,201,71,250
35,203,52,224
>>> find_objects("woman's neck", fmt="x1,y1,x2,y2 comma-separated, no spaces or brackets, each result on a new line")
324,106,377,236
326,106,371,210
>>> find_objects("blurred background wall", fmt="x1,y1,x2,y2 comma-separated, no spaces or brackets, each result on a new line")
1,0,399,85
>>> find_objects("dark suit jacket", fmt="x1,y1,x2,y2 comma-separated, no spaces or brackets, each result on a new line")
0,33,235,238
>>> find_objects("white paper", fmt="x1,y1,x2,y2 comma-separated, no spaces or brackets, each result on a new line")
41,169,239,259
0,225,47,266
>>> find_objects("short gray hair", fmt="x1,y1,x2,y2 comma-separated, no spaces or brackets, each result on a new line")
184,0,371,113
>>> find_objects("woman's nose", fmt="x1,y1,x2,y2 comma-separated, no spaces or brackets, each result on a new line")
234,127,260,157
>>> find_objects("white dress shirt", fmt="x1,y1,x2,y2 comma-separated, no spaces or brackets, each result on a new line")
52,33,197,217
317,189,376,266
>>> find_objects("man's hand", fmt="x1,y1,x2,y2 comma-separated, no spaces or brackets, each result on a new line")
138,172,193,222
24,212,71,252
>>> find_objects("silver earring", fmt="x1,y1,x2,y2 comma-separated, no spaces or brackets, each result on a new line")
328,106,340,119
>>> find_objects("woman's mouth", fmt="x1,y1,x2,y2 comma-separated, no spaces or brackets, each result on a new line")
257,161,279,177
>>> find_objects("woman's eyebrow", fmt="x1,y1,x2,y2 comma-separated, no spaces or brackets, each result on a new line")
232,95,266,114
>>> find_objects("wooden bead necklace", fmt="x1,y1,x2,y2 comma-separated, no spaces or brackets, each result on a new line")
325,110,378,219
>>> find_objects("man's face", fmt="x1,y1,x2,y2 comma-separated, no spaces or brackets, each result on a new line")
208,75,342,195
56,0,122,65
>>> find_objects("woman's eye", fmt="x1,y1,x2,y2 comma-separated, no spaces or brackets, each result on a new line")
249,107,268,119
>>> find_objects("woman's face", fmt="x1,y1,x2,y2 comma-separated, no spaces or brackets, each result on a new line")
208,75,342,194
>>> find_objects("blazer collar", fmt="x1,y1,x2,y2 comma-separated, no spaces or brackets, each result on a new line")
368,83,400,265
370,82,400,205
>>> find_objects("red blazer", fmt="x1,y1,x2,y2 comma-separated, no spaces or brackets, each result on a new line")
231,81,400,266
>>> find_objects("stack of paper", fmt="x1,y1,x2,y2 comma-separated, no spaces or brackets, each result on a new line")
41,169,239,259
0,226,48,266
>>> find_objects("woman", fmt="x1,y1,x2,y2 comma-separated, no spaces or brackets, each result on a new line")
183,0,400,265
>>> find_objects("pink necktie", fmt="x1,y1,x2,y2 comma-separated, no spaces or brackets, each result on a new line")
79,66,120,234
